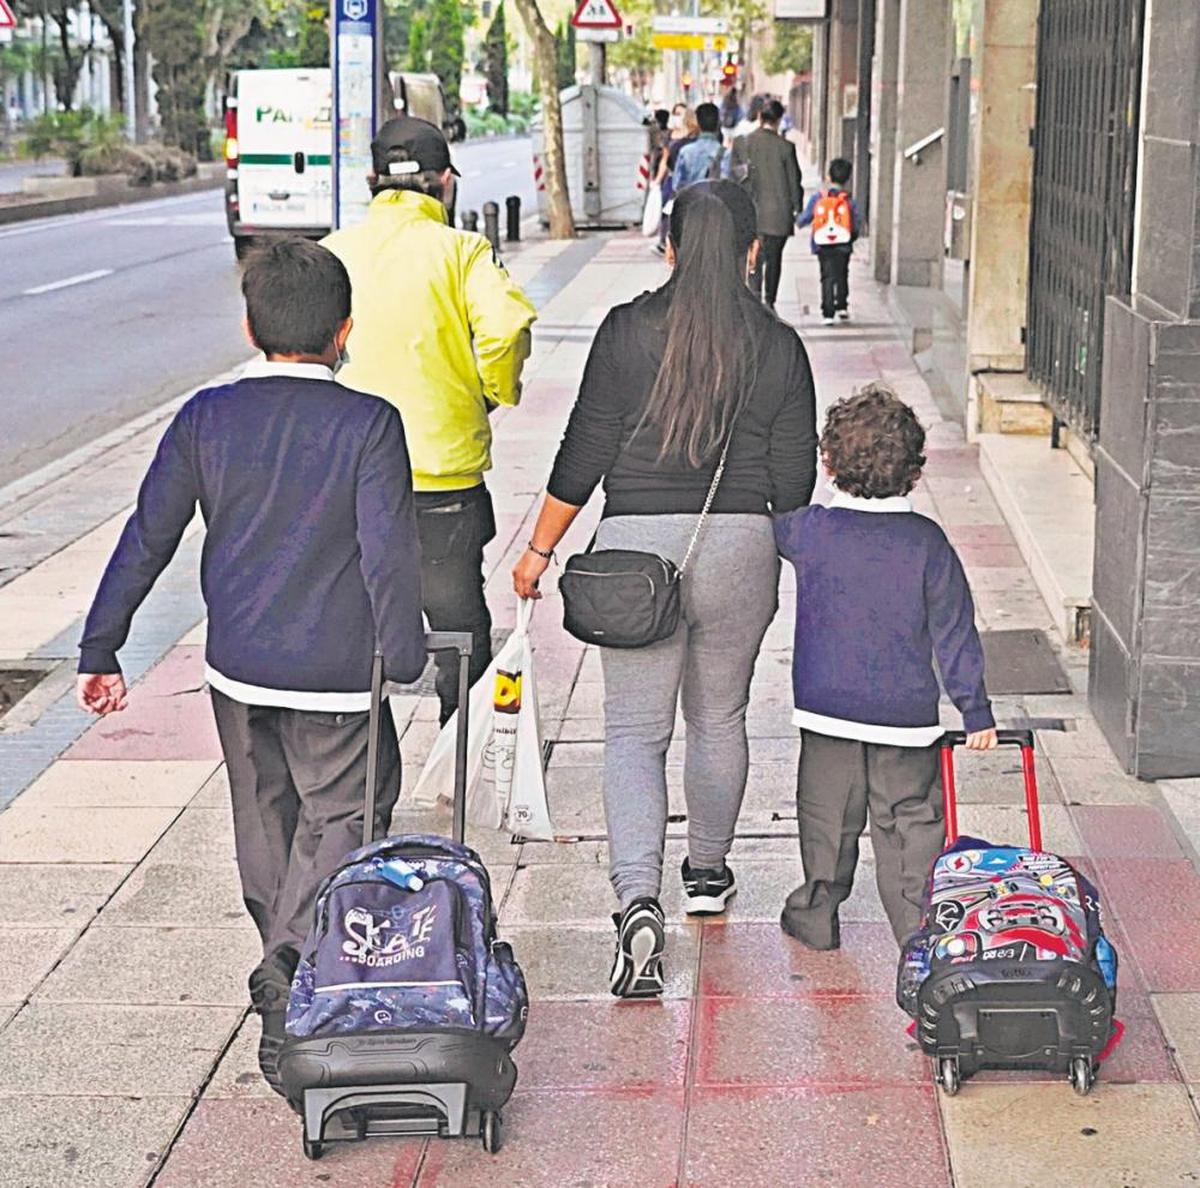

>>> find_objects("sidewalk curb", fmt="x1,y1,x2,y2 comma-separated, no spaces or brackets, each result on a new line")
0,171,224,227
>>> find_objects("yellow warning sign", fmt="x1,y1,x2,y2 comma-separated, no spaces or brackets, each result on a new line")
651,32,729,50
652,32,705,50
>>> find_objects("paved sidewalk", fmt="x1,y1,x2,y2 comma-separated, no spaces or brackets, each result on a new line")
1,232,1200,1187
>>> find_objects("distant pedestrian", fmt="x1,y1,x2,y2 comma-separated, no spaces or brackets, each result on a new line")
672,103,725,194
323,116,537,725
513,181,817,999
648,107,671,178
797,157,862,324
76,239,428,1093
729,99,804,309
719,86,743,135
731,93,766,142
773,385,997,952
654,106,697,256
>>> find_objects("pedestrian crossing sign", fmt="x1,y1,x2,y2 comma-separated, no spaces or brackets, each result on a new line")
0,0,16,30
571,0,622,30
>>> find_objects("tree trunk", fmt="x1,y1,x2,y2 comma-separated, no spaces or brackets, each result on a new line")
511,0,573,238
134,29,149,142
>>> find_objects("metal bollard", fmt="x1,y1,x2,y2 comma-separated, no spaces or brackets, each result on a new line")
482,201,501,252
461,209,479,232
505,195,521,242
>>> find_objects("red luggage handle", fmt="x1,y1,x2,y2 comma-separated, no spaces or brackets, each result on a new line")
938,729,1042,852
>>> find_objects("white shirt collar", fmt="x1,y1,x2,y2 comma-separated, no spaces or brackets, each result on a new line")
829,489,913,514
242,360,335,382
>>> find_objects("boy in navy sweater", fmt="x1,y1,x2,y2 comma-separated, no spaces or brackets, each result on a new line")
774,385,996,950
77,239,427,1091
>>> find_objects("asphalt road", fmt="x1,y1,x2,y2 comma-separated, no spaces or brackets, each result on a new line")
0,136,536,488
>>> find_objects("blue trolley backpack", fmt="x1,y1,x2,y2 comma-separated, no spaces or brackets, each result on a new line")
279,635,528,1160
897,730,1120,1097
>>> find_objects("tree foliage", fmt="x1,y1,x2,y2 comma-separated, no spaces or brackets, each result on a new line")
426,0,464,115
484,1,507,116
761,21,813,77
554,20,574,91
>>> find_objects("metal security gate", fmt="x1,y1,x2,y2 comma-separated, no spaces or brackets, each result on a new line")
1026,0,1145,442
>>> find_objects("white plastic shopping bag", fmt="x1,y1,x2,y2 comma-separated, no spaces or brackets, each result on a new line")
641,183,663,237
409,599,556,840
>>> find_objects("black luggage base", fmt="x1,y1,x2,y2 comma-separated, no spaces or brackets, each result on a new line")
279,1030,516,1160
917,961,1113,1096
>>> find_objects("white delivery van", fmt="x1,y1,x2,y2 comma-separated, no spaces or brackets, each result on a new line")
224,68,464,257
224,69,334,259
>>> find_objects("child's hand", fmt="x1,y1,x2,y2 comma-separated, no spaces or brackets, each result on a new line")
965,728,998,751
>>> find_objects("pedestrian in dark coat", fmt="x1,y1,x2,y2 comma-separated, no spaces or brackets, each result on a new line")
729,99,804,309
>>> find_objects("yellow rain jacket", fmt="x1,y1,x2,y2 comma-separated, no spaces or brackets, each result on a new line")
323,190,537,492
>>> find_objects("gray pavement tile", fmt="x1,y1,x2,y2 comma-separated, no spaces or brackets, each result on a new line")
1161,780,1200,859
143,805,238,866
0,804,180,863
0,863,129,924
1151,993,1200,1082
100,863,251,929
203,1015,275,1100
502,921,699,1000
0,1094,190,1188
190,766,229,809
0,1003,240,1096
947,802,1082,854
1046,753,1162,806
0,926,81,1005
503,856,809,927
15,759,220,808
153,1096,418,1187
35,925,260,1007
939,1083,1200,1187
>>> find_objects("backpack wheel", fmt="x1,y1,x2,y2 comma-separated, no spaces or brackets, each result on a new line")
481,1111,502,1154
1071,1057,1095,1097
302,1137,324,1161
938,1058,961,1096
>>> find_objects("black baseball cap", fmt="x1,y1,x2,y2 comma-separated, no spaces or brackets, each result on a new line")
371,116,460,178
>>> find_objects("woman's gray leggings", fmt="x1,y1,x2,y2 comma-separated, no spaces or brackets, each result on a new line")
595,514,780,908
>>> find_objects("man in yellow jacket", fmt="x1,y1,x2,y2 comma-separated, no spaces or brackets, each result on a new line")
324,116,537,723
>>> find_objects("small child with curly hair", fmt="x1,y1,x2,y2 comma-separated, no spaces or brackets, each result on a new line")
774,384,997,951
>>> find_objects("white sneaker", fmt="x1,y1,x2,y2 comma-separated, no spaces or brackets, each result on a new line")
822,316,835,326
837,309,851,321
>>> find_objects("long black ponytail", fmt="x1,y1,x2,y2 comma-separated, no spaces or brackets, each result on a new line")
644,180,762,466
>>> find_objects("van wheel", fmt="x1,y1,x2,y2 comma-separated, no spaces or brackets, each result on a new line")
234,236,255,262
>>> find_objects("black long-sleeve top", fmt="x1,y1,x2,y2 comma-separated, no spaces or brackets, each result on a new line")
547,285,818,518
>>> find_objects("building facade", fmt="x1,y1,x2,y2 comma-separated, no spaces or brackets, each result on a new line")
793,0,1200,778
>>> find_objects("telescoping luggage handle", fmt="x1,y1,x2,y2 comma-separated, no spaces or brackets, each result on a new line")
363,632,475,849
939,729,1041,851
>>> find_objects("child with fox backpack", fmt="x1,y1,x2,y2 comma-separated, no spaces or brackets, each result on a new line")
797,157,862,325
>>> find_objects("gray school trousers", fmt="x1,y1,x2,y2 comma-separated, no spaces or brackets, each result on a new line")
210,690,401,962
595,514,780,908
781,730,945,947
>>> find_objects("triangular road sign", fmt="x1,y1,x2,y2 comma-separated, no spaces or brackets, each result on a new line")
0,0,16,30
571,0,622,30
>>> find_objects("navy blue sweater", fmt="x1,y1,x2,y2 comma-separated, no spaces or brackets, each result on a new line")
79,371,428,697
774,499,994,740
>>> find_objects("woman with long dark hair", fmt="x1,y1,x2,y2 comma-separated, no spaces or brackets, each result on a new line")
512,181,818,997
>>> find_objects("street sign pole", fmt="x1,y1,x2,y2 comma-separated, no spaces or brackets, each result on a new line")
331,0,382,230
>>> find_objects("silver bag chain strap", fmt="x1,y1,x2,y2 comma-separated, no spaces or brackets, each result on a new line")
678,432,734,576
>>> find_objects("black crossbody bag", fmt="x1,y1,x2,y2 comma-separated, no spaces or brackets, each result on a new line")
558,434,733,650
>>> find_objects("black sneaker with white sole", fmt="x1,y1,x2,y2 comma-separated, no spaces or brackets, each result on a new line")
682,858,737,916
609,896,666,999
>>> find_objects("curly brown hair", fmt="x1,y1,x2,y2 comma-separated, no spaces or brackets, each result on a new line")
820,383,926,498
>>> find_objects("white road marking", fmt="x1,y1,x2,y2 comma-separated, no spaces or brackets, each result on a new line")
0,190,218,240
23,268,113,295
105,212,226,227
